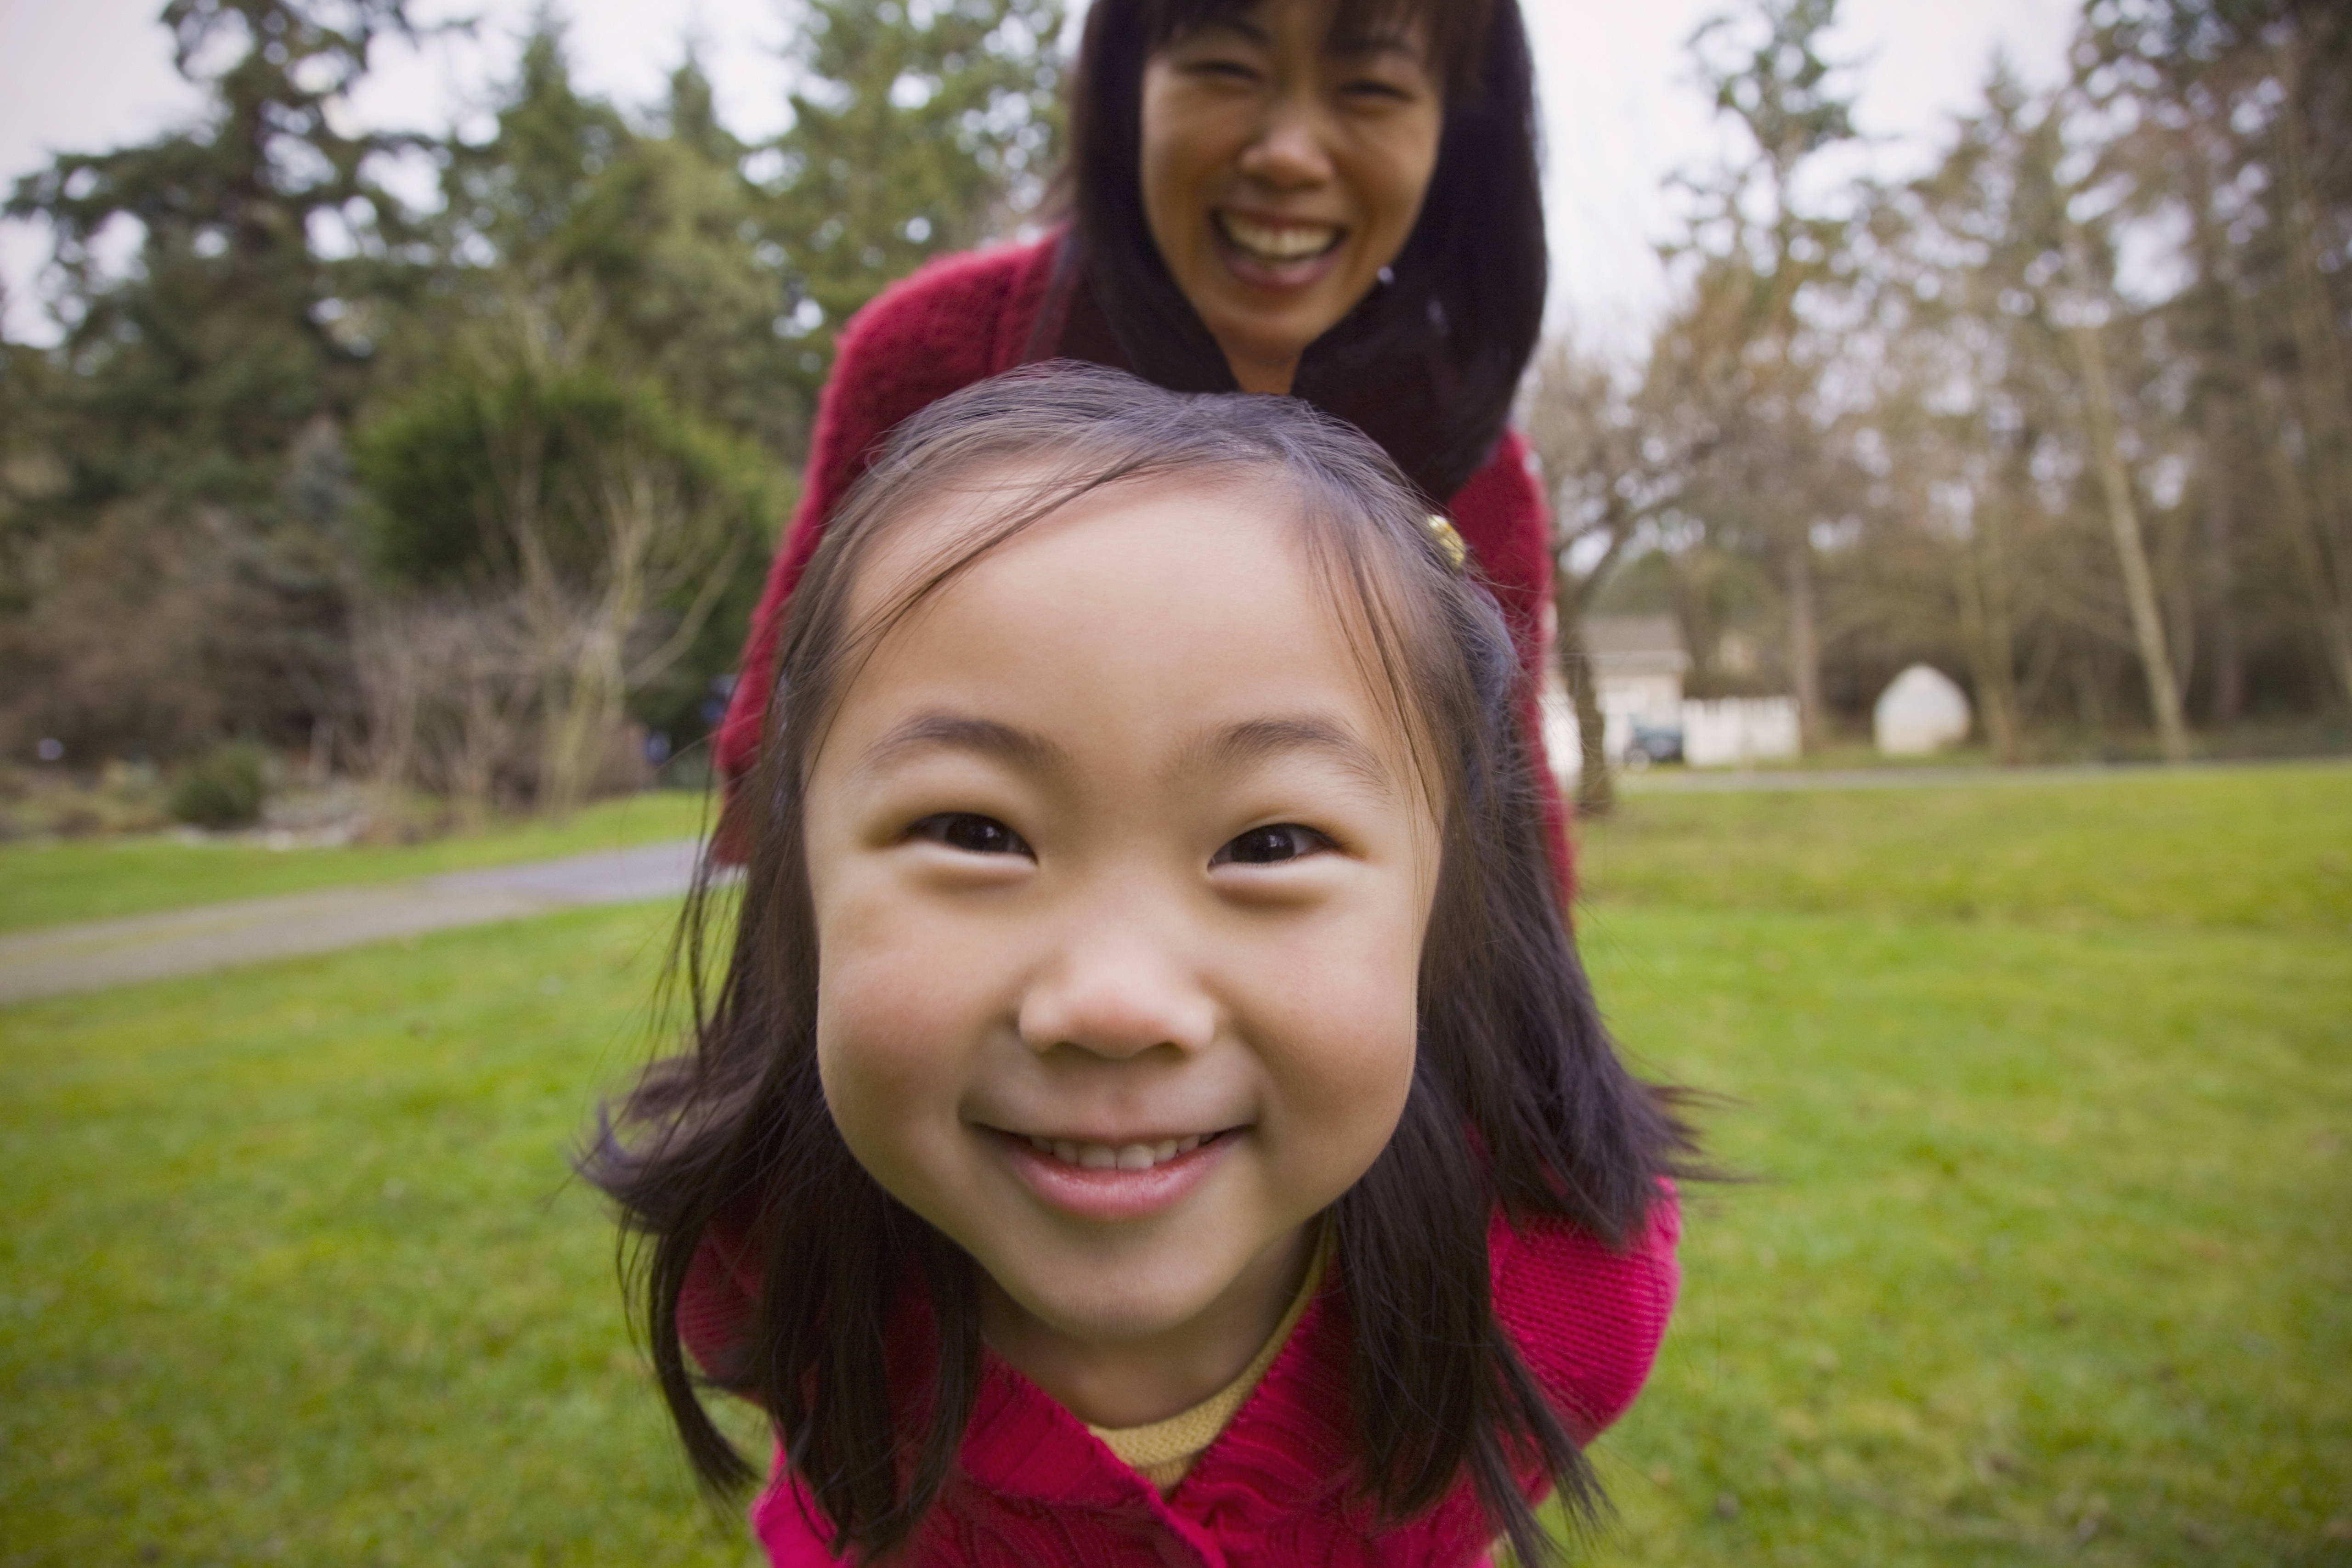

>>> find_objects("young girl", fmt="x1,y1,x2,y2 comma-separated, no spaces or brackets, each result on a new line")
592,364,1694,1568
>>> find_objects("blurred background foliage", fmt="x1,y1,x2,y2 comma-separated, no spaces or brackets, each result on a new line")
0,0,1064,823
0,0,2348,831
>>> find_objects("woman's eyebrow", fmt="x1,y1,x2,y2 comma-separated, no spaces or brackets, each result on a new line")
854,713,1070,778
1328,32,1422,63
1177,715,1397,798
1197,17,1269,45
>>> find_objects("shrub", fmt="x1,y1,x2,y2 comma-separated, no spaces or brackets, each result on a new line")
167,742,271,830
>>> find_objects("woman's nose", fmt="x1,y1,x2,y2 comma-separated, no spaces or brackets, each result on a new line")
1237,92,1336,190
1017,916,1217,1060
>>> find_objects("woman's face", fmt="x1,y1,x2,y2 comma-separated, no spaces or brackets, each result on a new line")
1140,0,1444,396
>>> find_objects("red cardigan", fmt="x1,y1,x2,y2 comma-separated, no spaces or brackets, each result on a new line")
681,1198,1681,1567
715,235,1573,888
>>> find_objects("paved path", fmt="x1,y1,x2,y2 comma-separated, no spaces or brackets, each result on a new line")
1617,756,2346,792
0,839,709,1006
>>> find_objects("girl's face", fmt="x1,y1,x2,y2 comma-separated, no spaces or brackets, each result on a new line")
802,474,1438,1420
1140,0,1444,396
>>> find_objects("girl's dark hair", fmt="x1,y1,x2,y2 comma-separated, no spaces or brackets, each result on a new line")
589,364,1694,1566
1058,0,1548,502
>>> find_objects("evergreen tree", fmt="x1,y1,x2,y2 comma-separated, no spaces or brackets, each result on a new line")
7,0,424,516
0,0,425,762
765,0,1064,399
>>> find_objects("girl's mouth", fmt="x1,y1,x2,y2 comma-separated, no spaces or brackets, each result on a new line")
994,1128,1234,1221
1023,1132,1212,1171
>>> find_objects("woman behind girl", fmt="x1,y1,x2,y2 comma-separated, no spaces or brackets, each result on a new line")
594,365,1693,1568
713,0,1571,884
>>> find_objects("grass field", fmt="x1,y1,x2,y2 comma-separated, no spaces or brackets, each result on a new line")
0,791,712,935
3,764,2347,1566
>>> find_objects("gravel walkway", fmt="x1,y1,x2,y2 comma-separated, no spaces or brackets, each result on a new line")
0,839,708,1006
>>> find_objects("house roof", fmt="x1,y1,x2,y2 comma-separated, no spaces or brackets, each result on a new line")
1584,614,1691,675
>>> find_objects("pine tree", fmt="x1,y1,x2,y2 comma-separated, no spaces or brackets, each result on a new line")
1,0,424,761
764,0,1064,396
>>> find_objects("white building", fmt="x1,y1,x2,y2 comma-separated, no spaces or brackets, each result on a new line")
1586,615,1692,757
1544,615,1688,778
1874,664,1972,755
1542,615,1800,774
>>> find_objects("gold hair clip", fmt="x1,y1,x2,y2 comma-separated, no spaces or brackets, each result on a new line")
1425,514,1467,572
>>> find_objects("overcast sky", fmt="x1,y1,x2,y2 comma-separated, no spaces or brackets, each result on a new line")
0,0,2081,357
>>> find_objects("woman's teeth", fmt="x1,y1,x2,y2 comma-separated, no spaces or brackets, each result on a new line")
1218,213,1340,263
1028,1134,1206,1171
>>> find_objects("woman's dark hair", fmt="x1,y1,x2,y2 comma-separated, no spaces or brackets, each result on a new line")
1057,0,1548,503
589,364,1693,1566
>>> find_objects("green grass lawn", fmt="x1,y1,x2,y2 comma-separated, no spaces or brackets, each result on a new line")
1584,760,2352,934
0,903,758,1566
0,790,713,934
3,764,2347,1566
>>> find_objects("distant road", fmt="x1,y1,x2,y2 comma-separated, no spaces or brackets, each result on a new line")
0,839,710,1006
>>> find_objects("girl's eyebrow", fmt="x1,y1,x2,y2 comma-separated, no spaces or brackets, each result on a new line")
1177,715,1398,799
854,713,1071,778
853,710,1395,797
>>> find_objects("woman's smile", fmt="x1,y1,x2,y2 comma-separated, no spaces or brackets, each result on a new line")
1218,212,1342,263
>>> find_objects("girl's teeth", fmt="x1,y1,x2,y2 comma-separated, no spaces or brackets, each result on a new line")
1025,1135,1213,1170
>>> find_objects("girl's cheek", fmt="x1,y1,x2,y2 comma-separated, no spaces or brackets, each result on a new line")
816,942,981,1083
812,867,1016,1109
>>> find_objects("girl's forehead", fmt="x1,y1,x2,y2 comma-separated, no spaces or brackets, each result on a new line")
852,473,1308,646
833,466,1447,806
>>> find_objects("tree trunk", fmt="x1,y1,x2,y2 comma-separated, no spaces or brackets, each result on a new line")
2224,265,2352,712
1953,527,2023,764
2185,119,2247,729
1782,533,1823,751
2201,398,2244,727
2063,238,2192,762
1552,564,1614,817
2269,36,2352,710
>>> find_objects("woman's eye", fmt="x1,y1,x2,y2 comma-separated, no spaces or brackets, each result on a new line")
1214,824,1332,866
1187,56,1260,84
912,813,1031,857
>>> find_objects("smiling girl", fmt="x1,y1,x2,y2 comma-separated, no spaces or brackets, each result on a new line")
593,366,1695,1568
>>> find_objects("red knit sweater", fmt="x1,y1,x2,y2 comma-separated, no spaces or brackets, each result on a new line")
715,234,1573,889
681,1198,1681,1567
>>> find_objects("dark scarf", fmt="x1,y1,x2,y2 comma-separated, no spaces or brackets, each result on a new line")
1026,229,1487,505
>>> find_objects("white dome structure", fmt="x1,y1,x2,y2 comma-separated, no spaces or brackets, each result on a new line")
1874,664,1972,756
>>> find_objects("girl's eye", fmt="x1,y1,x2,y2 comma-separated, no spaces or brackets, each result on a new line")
913,813,1031,857
1214,824,1333,866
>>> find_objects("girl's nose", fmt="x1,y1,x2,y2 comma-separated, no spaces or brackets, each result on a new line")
1017,919,1216,1060
1237,93,1336,190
